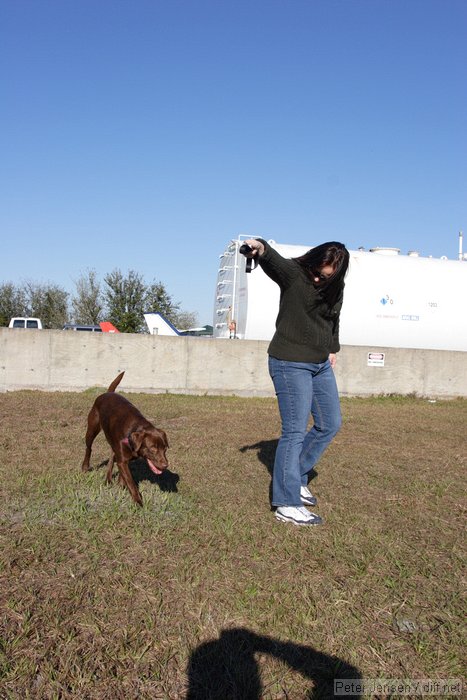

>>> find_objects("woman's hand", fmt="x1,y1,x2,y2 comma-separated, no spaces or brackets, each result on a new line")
329,353,337,369
243,239,265,257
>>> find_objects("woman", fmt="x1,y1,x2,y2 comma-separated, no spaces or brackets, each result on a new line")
242,238,349,526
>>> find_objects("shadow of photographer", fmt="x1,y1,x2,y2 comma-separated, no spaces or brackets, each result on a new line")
186,627,361,699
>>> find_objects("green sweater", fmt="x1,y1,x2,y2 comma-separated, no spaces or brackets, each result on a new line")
257,239,344,363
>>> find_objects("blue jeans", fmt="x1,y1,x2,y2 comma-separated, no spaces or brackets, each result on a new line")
268,356,342,507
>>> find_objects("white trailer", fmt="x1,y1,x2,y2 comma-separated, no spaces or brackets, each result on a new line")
213,237,467,352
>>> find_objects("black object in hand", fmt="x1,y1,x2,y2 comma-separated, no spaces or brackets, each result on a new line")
239,243,257,273
239,244,253,255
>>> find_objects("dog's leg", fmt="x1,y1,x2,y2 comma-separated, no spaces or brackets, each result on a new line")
81,406,101,472
106,452,116,484
117,460,143,506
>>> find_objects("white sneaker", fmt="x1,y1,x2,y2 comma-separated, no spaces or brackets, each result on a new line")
275,506,323,526
300,485,317,506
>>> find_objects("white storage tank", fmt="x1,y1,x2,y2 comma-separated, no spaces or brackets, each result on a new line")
213,238,467,352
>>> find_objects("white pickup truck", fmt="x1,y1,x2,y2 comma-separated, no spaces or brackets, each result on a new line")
9,317,43,329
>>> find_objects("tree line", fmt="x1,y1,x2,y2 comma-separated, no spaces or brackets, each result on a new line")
0,269,198,333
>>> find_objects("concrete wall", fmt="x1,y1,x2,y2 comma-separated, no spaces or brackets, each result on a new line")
1,328,466,398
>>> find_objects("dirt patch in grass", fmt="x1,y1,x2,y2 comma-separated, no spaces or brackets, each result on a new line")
0,390,465,698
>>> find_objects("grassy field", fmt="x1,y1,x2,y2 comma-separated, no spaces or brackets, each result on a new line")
0,387,465,699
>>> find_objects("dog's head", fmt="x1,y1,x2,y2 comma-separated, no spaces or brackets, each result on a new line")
130,427,169,476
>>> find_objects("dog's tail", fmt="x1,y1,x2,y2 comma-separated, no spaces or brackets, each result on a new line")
107,372,125,393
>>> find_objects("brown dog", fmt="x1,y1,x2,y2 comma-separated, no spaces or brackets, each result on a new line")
81,372,169,506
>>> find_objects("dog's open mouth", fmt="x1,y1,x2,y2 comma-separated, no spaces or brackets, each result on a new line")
147,459,163,476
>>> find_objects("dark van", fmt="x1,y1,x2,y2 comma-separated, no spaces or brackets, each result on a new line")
62,324,103,332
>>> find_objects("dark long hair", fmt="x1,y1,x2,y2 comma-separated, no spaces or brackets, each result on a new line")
294,242,349,307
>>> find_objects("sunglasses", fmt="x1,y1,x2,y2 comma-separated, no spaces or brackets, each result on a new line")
310,269,332,282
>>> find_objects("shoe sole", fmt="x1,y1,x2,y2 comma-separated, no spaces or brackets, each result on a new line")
275,513,322,526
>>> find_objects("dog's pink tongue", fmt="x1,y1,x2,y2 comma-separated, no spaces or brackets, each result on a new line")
147,459,163,475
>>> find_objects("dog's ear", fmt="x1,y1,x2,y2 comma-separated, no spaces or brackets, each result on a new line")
159,429,169,448
130,430,145,452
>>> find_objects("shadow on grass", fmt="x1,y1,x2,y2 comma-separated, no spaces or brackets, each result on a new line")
186,627,361,699
240,439,319,480
240,440,277,505
240,439,278,476
96,458,180,493
130,460,180,493
240,440,318,506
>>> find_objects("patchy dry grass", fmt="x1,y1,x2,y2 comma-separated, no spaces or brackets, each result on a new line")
0,388,465,699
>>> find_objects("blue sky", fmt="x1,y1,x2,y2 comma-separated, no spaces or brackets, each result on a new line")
1,0,466,324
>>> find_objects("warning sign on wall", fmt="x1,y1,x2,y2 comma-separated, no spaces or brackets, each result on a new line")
367,352,385,367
